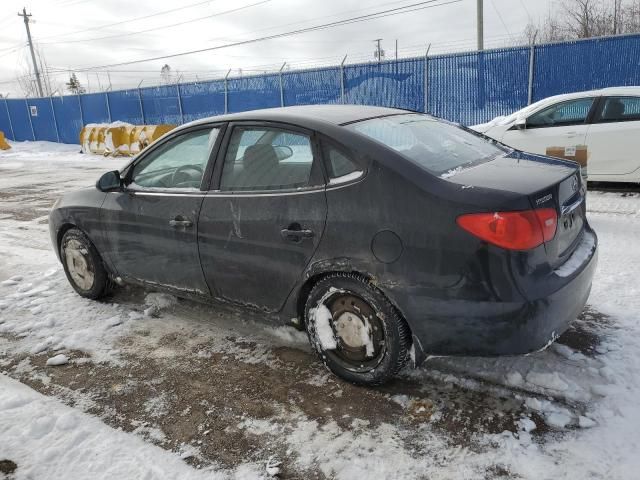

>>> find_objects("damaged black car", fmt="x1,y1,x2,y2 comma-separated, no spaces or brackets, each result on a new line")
49,105,598,385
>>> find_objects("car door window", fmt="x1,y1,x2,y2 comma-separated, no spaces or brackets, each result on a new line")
596,96,640,123
527,98,594,128
322,142,363,184
131,128,219,190
220,127,317,191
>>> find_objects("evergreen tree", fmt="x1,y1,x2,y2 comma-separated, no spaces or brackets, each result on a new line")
66,73,85,94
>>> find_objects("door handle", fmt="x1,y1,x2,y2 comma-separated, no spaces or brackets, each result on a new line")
280,228,314,241
564,131,578,137
169,216,193,228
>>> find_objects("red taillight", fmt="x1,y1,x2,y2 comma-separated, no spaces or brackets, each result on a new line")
457,208,557,250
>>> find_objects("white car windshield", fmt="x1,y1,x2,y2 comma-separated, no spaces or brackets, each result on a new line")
348,113,504,175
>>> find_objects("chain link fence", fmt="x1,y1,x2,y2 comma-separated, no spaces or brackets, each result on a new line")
2,33,640,144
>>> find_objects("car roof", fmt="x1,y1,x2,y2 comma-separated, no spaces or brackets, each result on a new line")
532,86,640,106
181,104,409,130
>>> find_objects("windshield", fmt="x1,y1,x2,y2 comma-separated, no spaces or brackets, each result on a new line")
347,113,504,176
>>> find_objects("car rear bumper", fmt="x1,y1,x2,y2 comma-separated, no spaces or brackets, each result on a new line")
397,232,598,365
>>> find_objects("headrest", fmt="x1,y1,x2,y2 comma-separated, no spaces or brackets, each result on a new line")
243,144,279,171
603,99,625,119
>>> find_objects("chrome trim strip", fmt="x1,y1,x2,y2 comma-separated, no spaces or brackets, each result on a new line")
129,189,325,198
205,189,325,198
130,191,207,197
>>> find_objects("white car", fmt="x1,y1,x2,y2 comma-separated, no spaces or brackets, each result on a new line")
471,87,640,183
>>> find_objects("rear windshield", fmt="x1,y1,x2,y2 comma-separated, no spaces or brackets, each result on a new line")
347,113,504,175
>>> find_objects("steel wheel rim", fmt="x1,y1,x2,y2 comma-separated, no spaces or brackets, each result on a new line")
323,292,386,372
64,239,95,291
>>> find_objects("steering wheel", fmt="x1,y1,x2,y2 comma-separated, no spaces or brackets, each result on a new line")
171,164,203,187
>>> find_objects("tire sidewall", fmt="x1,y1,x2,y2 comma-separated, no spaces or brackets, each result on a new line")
304,274,408,386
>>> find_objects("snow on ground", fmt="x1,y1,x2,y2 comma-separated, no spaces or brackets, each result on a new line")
0,375,261,480
1,141,640,479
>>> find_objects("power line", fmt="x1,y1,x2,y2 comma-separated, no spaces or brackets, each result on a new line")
69,0,462,71
1,30,522,91
205,0,424,43
489,0,514,40
38,0,217,41
42,0,272,45
518,0,532,21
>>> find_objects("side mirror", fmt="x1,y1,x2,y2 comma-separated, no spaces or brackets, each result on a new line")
514,117,527,130
96,170,123,192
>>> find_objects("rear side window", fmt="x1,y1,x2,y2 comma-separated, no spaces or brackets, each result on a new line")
322,142,362,183
527,98,593,128
347,114,502,176
220,127,316,191
596,96,640,123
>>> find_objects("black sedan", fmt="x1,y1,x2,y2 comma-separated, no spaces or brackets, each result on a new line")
49,105,598,385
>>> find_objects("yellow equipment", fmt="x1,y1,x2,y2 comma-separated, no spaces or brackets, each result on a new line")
0,131,10,150
79,124,176,156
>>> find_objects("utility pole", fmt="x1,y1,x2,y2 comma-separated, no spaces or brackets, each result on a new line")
18,7,44,97
477,0,484,51
614,0,620,34
374,38,384,63
395,39,398,61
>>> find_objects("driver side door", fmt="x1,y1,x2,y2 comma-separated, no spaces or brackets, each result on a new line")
101,125,223,295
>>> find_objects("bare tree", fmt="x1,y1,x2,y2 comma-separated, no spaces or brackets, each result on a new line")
522,0,640,44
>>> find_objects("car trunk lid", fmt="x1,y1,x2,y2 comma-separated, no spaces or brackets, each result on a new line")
445,152,585,265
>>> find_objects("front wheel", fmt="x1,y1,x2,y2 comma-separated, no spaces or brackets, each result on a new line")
304,273,411,386
60,228,111,300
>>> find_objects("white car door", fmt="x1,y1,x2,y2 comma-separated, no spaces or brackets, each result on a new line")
500,97,595,156
585,96,640,180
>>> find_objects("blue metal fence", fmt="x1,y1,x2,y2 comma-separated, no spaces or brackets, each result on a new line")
2,34,640,144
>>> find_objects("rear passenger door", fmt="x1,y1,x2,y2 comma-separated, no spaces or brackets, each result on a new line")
197,123,327,312
586,96,640,177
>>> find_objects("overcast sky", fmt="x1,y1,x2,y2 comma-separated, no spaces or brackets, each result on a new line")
0,0,557,97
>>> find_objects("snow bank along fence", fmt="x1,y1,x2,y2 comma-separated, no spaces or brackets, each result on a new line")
2,33,640,145
79,123,175,156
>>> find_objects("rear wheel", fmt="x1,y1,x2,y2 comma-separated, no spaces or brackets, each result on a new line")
304,273,411,386
60,228,111,300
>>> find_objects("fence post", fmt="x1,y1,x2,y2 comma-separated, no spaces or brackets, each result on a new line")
176,83,184,124
105,91,112,123
224,69,231,114
49,97,60,143
4,99,15,141
279,62,287,107
77,93,85,126
340,55,347,104
527,38,537,105
137,80,146,124
424,44,431,114
25,99,36,141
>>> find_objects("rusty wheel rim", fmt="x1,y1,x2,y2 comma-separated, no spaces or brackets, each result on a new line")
324,292,386,372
